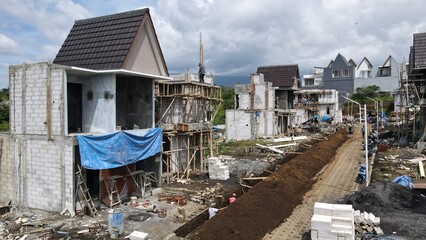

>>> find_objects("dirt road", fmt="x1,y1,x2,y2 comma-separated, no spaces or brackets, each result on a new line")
263,125,364,240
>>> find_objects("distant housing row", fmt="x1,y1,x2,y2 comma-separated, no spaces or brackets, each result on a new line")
226,32,426,140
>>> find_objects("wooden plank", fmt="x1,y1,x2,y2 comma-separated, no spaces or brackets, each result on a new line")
419,161,425,178
286,152,303,155
240,184,253,189
255,144,283,154
273,136,307,142
273,143,297,148
413,179,426,189
242,177,268,180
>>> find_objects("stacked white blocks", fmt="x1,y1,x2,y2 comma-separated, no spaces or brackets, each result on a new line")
311,202,355,240
208,157,230,180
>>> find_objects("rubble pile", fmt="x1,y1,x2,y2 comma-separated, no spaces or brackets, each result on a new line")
189,183,224,206
354,210,384,238
0,210,110,239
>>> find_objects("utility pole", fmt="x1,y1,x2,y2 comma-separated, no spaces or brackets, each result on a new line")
200,32,204,65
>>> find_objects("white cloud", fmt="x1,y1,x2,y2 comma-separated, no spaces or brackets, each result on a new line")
1,0,426,86
0,34,19,55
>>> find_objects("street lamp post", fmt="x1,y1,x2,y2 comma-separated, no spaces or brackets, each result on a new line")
342,96,369,186
363,104,369,186
342,96,362,124
377,99,384,128
366,97,379,137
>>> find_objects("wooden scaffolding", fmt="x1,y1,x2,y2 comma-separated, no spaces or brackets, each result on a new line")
397,67,426,144
155,81,222,183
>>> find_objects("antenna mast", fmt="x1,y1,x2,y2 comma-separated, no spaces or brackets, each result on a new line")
200,32,204,65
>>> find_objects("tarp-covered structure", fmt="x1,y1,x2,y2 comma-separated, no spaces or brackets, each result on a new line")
77,128,162,170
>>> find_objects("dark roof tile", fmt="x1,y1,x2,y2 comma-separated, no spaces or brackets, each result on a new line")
256,64,300,88
53,8,148,70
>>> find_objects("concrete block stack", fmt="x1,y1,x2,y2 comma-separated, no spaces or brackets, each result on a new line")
311,202,354,240
208,157,230,180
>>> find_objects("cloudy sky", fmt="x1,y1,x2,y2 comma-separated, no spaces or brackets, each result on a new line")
1,0,426,88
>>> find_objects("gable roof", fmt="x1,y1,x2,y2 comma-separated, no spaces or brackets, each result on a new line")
53,8,168,74
381,55,395,67
256,64,300,88
348,59,357,67
356,57,372,70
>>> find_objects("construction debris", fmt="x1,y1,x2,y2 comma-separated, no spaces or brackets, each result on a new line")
189,183,224,205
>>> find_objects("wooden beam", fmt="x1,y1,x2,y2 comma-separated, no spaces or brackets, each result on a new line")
242,177,268,180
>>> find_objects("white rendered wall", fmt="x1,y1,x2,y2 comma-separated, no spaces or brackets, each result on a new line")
226,110,252,140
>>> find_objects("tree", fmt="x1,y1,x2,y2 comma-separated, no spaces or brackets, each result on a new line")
213,86,234,125
350,85,381,102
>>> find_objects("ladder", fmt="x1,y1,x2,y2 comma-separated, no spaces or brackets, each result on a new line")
142,172,157,197
75,165,97,216
104,175,122,208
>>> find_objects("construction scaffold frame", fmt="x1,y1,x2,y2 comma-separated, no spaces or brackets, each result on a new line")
397,66,426,145
155,81,222,183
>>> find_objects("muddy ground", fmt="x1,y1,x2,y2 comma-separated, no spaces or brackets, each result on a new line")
187,129,349,240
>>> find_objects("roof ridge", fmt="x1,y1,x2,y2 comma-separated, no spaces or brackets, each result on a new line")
75,8,148,23
258,64,298,68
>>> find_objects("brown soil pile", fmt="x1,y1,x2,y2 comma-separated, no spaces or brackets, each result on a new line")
187,130,349,240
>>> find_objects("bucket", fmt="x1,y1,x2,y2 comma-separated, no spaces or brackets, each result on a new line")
110,227,120,239
108,208,124,235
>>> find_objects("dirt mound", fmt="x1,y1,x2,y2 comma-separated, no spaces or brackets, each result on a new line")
187,130,348,240
347,181,426,213
347,181,414,211
346,181,426,239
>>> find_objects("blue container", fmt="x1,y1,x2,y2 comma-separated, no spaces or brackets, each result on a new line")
108,208,124,235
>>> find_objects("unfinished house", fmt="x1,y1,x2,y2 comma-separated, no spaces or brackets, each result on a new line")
226,74,275,140
293,89,341,124
155,75,222,183
400,32,426,146
257,64,300,132
0,9,170,212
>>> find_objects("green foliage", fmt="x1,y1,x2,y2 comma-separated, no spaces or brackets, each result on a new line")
213,86,234,125
350,85,393,103
0,88,9,131
350,85,381,102
0,88,8,101
218,139,266,155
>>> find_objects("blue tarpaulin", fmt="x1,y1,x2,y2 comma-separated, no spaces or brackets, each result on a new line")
77,128,162,170
392,175,414,189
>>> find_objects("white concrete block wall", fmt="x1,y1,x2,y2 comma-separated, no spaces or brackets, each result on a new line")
238,93,250,110
5,63,76,212
4,136,75,212
0,135,13,204
9,63,65,136
225,110,252,140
